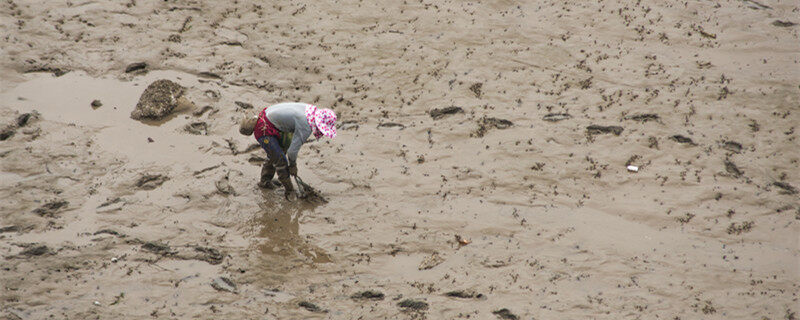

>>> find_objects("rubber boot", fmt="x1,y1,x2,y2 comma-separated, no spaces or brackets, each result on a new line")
258,163,276,189
278,176,295,200
276,165,295,200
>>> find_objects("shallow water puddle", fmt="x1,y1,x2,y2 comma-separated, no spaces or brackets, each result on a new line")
253,194,332,264
0,70,212,166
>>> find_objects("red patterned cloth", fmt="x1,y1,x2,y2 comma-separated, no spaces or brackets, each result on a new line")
253,107,279,140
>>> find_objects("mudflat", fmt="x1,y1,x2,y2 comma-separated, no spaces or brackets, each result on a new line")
1,0,798,319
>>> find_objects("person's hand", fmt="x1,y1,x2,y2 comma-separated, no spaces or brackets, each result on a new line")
289,162,298,176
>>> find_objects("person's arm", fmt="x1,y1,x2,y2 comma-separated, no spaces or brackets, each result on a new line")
286,121,312,168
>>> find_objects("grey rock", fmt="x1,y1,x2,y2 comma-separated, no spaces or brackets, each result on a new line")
130,79,185,120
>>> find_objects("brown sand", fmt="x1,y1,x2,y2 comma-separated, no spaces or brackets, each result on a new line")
1,0,799,319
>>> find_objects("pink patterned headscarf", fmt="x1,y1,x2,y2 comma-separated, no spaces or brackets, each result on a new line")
305,104,337,139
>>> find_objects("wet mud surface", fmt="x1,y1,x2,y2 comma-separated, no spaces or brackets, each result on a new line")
1,0,799,319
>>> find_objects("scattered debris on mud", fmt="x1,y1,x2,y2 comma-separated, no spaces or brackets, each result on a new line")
418,252,445,270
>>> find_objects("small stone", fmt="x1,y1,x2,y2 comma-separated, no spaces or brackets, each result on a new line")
125,62,147,73
91,100,102,108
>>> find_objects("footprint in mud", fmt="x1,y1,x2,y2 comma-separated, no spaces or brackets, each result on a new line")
492,308,519,320
135,174,169,190
624,113,660,123
211,276,237,293
298,301,327,313
1,111,39,141
397,299,428,311
542,113,572,122
125,62,147,74
670,135,697,146
32,200,69,217
351,290,385,301
429,106,463,120
16,244,52,257
586,125,623,136
444,290,484,299
474,116,513,137
184,121,209,135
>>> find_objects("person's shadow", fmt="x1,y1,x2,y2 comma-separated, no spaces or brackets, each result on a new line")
252,191,332,265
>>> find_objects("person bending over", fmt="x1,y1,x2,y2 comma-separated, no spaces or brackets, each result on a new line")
239,102,336,199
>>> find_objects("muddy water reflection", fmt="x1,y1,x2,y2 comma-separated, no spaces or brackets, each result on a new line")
254,196,331,264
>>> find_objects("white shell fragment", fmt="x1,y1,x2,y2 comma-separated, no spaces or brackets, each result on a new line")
627,165,639,172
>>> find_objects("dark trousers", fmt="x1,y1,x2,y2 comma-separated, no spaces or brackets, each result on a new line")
257,135,290,181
